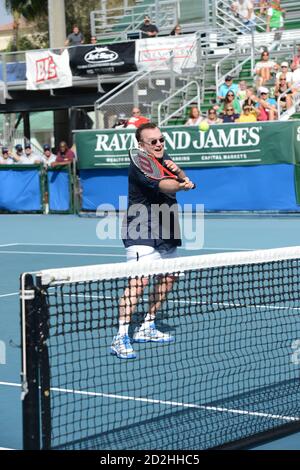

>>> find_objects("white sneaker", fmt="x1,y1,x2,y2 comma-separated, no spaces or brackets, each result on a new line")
132,322,175,343
110,334,136,359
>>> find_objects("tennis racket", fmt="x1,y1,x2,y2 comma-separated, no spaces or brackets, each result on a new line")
129,148,196,189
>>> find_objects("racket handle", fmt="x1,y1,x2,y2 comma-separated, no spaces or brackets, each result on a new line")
177,177,196,189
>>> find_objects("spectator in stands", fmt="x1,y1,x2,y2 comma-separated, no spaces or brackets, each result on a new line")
185,106,203,126
0,147,17,164
65,24,84,46
266,0,285,33
126,107,150,129
217,75,239,102
204,108,222,125
53,141,75,167
19,143,42,164
291,46,300,72
255,86,278,120
236,102,259,122
221,104,240,122
244,86,258,107
274,76,293,111
275,62,293,85
254,50,279,87
140,15,159,38
14,143,25,161
236,80,248,106
112,113,128,129
42,144,56,168
218,90,242,114
231,0,256,33
90,36,97,45
170,24,182,36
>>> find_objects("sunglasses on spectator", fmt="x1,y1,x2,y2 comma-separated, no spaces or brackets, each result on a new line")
142,137,165,145
227,94,234,97
262,53,269,56
226,108,234,111
209,111,216,114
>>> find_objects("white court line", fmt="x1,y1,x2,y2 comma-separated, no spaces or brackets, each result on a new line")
0,250,125,258
56,292,300,313
0,381,297,423
0,447,14,450
0,243,256,252
0,382,20,388
8,243,124,249
0,292,18,298
0,244,18,248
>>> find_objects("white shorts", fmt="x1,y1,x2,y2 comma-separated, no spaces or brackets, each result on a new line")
126,245,178,263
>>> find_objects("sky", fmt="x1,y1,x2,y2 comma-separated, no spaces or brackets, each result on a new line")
0,0,13,25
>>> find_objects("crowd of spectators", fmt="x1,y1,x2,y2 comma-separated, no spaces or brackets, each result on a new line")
184,41,300,126
0,141,75,167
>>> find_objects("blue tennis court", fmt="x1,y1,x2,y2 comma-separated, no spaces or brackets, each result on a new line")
1,214,300,450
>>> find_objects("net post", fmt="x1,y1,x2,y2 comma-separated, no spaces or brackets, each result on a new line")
20,273,40,450
36,276,52,450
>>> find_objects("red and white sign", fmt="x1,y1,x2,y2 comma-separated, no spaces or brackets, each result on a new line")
26,49,72,90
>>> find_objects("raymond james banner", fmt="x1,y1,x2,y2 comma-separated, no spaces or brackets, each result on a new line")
69,42,137,76
75,121,300,169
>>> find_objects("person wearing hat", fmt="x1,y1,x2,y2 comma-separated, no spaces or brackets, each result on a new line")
0,147,18,164
112,113,128,129
139,15,159,38
255,86,278,121
14,143,25,161
217,75,239,102
19,143,42,164
275,62,293,85
41,144,56,168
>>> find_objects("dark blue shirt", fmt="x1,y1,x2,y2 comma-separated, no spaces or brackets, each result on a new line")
122,153,181,251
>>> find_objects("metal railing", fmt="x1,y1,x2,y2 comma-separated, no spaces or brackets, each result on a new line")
215,0,266,37
215,45,255,93
91,0,179,43
278,87,300,121
158,80,200,126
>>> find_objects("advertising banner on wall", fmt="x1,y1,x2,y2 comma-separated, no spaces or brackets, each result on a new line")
26,49,72,90
135,34,197,73
69,42,137,76
75,121,300,169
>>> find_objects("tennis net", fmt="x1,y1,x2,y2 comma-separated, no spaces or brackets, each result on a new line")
20,246,300,450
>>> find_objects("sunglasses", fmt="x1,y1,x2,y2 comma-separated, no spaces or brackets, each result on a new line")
227,94,234,97
226,108,234,111
142,137,165,146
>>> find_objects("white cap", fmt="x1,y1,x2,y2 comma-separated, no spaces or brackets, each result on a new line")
258,86,269,95
281,61,289,67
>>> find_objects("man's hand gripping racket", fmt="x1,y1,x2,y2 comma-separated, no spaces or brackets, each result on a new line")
129,148,196,189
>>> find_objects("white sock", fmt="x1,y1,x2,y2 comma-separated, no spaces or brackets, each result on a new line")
118,323,129,336
140,315,155,330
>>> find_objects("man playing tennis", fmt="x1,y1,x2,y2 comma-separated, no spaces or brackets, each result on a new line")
111,122,195,359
